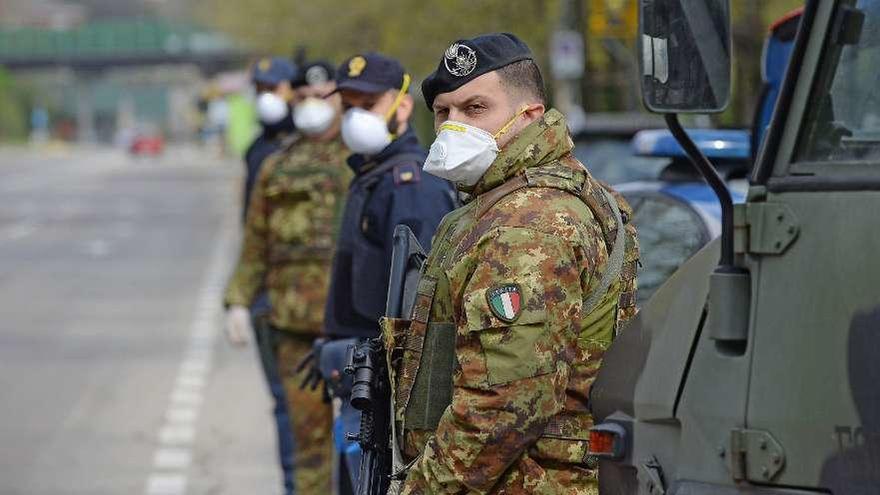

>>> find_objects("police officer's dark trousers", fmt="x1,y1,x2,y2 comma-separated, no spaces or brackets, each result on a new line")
250,294,296,495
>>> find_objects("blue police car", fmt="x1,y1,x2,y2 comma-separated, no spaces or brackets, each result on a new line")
616,129,749,305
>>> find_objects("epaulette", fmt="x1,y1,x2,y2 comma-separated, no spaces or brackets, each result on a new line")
393,162,421,186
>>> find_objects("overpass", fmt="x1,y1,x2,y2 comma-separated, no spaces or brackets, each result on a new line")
0,19,249,73
0,19,251,142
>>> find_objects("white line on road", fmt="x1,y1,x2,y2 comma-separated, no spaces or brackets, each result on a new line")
153,448,193,470
158,425,196,445
153,448,192,469
146,474,187,495
0,220,38,241
169,390,203,407
166,407,199,425
144,213,237,495
174,374,206,390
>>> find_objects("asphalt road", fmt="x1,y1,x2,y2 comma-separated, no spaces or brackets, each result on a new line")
0,146,280,494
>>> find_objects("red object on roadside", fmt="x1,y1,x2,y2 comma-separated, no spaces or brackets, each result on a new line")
130,135,164,155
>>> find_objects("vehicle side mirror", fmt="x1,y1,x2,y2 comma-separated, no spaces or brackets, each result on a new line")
639,0,732,113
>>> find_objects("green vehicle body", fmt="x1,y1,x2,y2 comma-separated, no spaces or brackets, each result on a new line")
591,1,880,494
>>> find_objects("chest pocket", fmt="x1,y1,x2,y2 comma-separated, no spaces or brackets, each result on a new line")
265,174,338,251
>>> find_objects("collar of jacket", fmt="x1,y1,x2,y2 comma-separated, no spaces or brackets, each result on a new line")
346,127,422,175
262,114,296,139
464,108,573,198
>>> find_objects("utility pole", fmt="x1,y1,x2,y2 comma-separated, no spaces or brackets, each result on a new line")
550,0,587,134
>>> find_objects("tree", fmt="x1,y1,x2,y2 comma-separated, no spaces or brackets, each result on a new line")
192,0,803,127
191,0,558,82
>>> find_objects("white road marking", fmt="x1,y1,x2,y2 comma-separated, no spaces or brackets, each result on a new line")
146,474,187,495
84,239,112,258
179,360,210,374
1,221,38,241
153,448,193,470
144,213,237,495
169,390,203,407
166,408,199,425
159,425,196,445
174,375,205,390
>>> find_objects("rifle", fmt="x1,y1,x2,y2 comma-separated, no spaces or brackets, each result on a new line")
346,225,426,495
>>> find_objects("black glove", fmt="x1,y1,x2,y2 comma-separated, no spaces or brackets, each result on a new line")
295,337,327,391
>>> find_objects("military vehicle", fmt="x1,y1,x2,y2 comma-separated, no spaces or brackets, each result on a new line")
589,1,880,494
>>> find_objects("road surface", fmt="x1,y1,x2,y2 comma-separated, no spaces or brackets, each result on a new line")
0,145,280,494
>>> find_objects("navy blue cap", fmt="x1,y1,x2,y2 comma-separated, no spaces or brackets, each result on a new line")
293,60,335,88
334,53,407,94
421,33,533,110
251,57,297,86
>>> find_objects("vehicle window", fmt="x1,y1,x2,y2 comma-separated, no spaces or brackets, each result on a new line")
625,193,708,306
796,0,880,163
573,138,669,184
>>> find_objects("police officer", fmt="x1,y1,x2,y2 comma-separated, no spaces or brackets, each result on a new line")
224,60,349,495
240,57,299,222
382,33,640,494
318,52,458,490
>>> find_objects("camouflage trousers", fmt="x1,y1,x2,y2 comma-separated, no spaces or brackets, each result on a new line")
273,327,333,494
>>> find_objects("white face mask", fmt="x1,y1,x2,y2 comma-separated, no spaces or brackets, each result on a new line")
340,108,392,156
424,121,499,187
424,109,526,187
339,74,412,156
256,92,289,125
293,97,336,136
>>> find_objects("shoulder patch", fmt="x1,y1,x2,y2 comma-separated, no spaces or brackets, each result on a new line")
486,284,522,323
393,163,421,186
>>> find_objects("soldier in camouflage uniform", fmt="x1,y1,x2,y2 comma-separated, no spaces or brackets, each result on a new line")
381,34,639,494
224,74,351,494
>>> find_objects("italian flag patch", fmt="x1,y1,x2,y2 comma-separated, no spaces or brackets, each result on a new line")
487,284,522,323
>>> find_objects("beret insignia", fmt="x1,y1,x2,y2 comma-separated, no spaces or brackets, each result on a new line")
305,65,330,85
444,43,477,77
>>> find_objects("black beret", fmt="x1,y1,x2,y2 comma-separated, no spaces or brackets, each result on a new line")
421,33,533,111
292,60,335,88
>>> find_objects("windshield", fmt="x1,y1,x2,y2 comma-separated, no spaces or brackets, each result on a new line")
622,191,709,306
796,0,880,163
573,138,668,184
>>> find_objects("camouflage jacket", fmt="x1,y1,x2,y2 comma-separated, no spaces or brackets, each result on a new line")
397,110,639,494
224,136,352,334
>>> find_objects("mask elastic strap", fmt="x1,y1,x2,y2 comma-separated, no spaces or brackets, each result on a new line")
385,74,411,139
493,107,527,140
